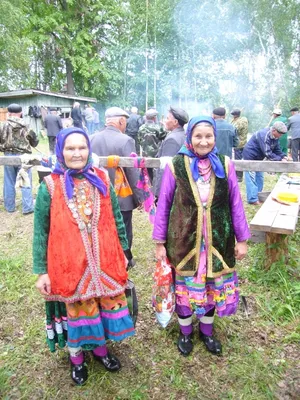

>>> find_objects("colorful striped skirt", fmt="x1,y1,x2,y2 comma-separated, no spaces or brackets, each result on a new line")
175,251,239,318
65,293,135,350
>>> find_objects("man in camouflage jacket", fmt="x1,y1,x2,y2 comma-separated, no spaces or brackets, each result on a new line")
0,103,39,214
138,108,167,181
230,109,248,182
138,109,167,158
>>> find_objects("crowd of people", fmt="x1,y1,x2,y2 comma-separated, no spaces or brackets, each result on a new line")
0,100,299,385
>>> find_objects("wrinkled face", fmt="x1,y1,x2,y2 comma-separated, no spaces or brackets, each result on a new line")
63,133,89,170
191,124,215,156
165,112,178,131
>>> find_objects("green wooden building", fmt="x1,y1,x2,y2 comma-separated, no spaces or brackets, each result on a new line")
0,89,97,135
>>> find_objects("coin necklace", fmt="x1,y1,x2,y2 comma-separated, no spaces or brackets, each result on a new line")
68,180,94,233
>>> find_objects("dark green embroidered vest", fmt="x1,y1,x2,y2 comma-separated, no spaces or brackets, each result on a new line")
166,155,235,277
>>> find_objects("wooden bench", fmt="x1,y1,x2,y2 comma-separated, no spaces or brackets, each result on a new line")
250,174,300,268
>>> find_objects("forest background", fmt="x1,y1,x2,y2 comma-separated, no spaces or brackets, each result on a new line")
1,0,300,128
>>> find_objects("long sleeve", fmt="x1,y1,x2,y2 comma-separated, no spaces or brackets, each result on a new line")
233,128,239,148
110,183,129,250
227,161,251,242
33,182,51,274
264,134,285,161
154,138,178,197
152,164,176,241
122,138,144,203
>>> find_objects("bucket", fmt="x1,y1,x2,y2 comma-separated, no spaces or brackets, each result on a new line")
258,191,271,203
36,166,51,183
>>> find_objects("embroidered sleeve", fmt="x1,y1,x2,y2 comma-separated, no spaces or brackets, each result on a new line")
110,183,129,250
32,182,51,274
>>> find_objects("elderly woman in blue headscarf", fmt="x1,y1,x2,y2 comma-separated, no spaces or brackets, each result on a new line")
153,116,250,356
33,127,134,385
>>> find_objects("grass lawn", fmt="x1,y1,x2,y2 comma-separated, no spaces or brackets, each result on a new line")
0,140,299,399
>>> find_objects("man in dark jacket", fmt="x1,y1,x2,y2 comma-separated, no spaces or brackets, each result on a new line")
71,102,83,128
243,122,288,205
213,107,239,158
91,107,143,264
0,103,39,214
125,107,143,153
154,106,189,197
44,108,63,154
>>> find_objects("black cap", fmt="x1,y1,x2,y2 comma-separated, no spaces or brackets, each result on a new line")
50,107,57,111
7,103,22,113
290,107,299,112
213,107,226,116
169,106,189,126
231,108,241,116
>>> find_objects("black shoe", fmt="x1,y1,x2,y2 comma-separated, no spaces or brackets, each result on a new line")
23,210,34,215
93,352,121,372
127,258,136,271
177,333,193,356
199,331,222,355
70,362,88,385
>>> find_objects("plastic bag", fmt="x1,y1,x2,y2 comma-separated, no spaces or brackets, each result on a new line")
125,279,138,327
152,258,175,328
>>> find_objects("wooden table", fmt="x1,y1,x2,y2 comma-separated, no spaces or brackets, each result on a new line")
250,174,300,268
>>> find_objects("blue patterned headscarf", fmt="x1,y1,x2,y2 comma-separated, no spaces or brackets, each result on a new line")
178,116,225,181
53,127,107,199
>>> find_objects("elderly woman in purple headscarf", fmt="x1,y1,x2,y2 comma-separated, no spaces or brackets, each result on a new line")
33,127,135,385
153,116,250,356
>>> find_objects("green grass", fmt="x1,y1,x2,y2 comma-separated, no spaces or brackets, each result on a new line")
0,157,299,399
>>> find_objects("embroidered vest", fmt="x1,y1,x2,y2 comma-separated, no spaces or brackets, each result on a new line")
44,168,127,303
166,155,235,278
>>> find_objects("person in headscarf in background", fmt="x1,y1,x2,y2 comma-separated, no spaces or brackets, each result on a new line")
153,116,250,357
33,127,135,385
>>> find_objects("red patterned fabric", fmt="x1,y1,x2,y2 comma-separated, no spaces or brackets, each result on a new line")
45,168,128,302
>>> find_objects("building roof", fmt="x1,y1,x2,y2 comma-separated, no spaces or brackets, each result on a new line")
0,89,96,103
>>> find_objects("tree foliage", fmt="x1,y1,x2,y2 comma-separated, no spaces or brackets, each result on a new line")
1,0,300,128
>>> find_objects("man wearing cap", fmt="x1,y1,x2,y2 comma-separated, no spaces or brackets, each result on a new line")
138,108,167,181
230,109,248,182
270,108,288,155
44,108,63,154
287,107,300,161
154,106,189,197
0,103,39,214
213,107,239,159
125,107,143,153
243,122,288,205
138,108,167,157
90,107,143,264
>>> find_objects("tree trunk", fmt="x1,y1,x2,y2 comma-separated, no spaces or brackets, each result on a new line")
66,59,75,95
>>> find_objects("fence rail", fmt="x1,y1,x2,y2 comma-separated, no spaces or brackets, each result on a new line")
1,155,300,173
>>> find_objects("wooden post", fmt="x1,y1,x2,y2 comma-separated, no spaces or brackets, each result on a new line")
265,232,288,269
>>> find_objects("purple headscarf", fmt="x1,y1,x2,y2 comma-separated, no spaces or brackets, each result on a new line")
178,115,225,181
53,127,107,199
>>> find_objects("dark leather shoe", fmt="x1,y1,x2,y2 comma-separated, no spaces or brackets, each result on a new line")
70,362,88,385
93,352,121,372
177,333,193,356
127,258,136,271
199,332,222,355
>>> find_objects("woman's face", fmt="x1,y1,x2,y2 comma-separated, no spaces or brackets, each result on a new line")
63,133,89,169
191,124,215,156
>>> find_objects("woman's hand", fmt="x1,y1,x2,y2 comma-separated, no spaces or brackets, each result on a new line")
155,243,166,261
36,274,51,296
234,241,248,260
